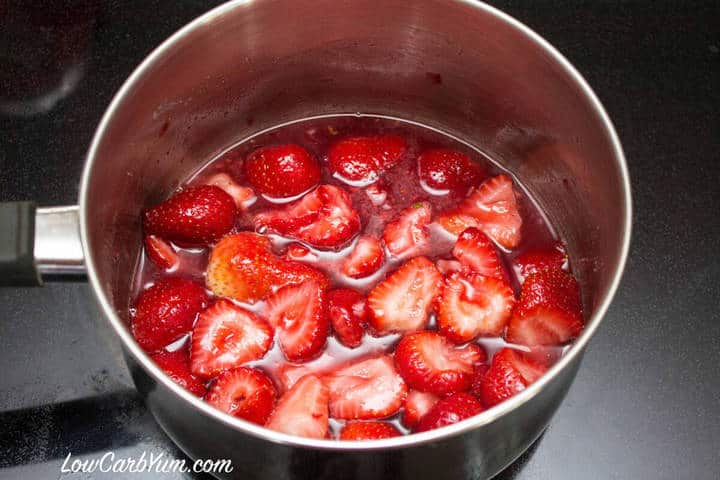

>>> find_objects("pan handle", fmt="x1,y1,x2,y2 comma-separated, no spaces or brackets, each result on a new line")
0,202,85,286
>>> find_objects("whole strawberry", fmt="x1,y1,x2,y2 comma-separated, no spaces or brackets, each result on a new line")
245,144,320,198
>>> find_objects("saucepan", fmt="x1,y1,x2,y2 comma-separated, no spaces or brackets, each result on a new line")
0,0,631,478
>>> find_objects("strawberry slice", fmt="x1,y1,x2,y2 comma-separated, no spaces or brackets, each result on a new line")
266,375,329,439
204,173,257,209
265,281,329,362
415,392,484,432
245,144,321,198
327,288,368,348
190,299,273,379
131,277,208,352
144,234,179,271
435,259,463,276
367,256,442,335
342,236,385,278
435,212,480,237
513,243,568,283
394,331,486,396
479,348,547,408
383,202,432,259
205,367,276,425
282,243,316,262
417,149,484,191
328,135,407,184
150,347,207,396
402,390,439,429
323,355,407,420
255,185,361,249
143,185,237,246
505,269,583,346
452,228,504,279
437,272,516,343
339,421,402,440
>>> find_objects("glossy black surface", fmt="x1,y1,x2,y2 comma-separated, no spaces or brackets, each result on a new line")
1,1,718,479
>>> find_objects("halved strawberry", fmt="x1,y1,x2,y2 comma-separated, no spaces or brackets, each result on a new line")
435,259,463,276
394,331,486,396
204,173,257,209
435,212,480,237
479,348,548,408
513,243,568,283
131,277,208,352
402,390,439,429
205,367,276,425
417,149,484,191
266,375,329,439
383,202,432,259
367,256,442,335
190,299,273,378
323,355,407,420
255,185,361,249
437,272,516,343
150,347,207,396
339,421,402,440
275,351,335,392
328,135,407,184
264,281,328,362
143,185,237,246
505,269,583,346
342,236,385,278
282,243,316,262
327,288,368,348
452,228,504,279
144,234,179,271
415,392,484,432
245,144,320,198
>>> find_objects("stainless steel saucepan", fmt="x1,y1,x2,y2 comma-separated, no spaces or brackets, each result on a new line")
0,1,631,478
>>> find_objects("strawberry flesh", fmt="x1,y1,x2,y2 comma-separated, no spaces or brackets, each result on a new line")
383,202,432,259
327,288,368,348
339,421,402,440
452,227,505,279
144,235,179,271
415,392,484,432
205,367,276,425
204,173,257,209
479,348,547,408
402,390,440,429
513,243,568,283
266,375,330,439
342,236,385,278
150,347,207,396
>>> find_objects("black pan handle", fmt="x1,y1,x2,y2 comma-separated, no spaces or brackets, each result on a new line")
0,202,40,286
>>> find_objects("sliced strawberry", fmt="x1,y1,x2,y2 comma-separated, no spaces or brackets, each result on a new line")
437,272,516,343
435,259,463,276
255,185,361,249
327,288,368,348
323,355,407,420
417,149,484,191
415,392,484,432
402,390,439,429
143,185,237,246
150,347,207,396
282,243,315,262
367,256,442,335
342,236,385,278
339,421,402,440
275,351,334,392
273,260,331,292
131,277,208,352
144,234,179,271
265,281,328,362
245,144,320,198
365,183,388,206
452,228,504,279
328,135,407,184
435,212,480,237
394,331,486,396
479,348,547,408
205,367,276,425
505,269,583,346
469,363,490,399
513,243,568,282
204,173,257,209
383,202,432,259
190,299,273,378
266,375,329,439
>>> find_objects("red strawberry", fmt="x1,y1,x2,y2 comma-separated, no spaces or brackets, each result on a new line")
204,173,257,209
190,299,273,378
513,243,568,282
505,269,583,346
327,288,368,348
339,421,402,440
143,185,237,246
394,331,486,396
402,390,439,429
452,228,504,279
328,135,406,184
342,236,385,278
323,355,407,420
435,212,480,238
255,185,361,249
144,234,179,271
276,352,333,392
150,347,207,396
417,149,484,191
245,144,320,198
415,392,484,432
266,375,329,439
469,363,490,399
282,243,315,262
131,277,208,352
435,259,463,276
365,183,388,206
383,202,432,259
205,367,276,425
265,281,329,362
437,272,516,343
479,348,547,408
367,257,442,335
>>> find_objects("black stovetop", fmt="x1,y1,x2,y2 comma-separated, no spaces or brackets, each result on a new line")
1,1,718,479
